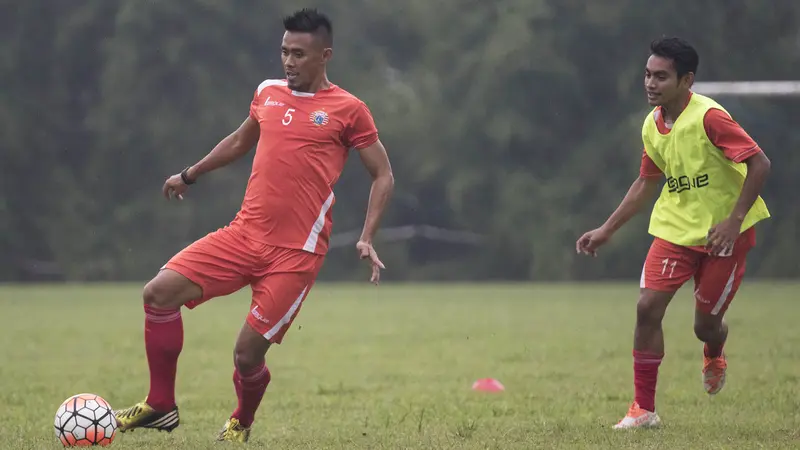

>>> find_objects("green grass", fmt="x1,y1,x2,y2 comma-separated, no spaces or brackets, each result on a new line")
1,281,799,449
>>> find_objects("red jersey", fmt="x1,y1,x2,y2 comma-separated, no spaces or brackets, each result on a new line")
229,79,379,255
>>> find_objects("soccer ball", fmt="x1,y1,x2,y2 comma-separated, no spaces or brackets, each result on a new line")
54,393,117,447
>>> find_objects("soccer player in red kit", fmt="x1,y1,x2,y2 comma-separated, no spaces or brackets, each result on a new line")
113,9,395,442
576,37,771,429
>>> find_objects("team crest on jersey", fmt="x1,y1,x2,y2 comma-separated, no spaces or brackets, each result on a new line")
309,110,329,126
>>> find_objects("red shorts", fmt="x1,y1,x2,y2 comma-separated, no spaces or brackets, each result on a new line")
163,226,325,344
640,227,755,316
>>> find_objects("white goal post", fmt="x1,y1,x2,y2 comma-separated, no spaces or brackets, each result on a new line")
693,81,800,97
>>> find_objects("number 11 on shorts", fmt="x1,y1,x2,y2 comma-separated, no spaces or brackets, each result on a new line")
661,258,677,278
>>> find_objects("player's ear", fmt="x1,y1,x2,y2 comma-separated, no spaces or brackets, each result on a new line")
681,72,695,89
321,47,333,63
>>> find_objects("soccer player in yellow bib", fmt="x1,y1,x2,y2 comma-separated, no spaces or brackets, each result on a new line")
576,37,772,429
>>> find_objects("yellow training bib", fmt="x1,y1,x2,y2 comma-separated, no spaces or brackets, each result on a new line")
641,93,770,246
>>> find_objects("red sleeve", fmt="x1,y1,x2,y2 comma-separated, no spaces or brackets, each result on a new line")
343,101,379,150
249,88,260,122
640,148,663,178
704,108,762,162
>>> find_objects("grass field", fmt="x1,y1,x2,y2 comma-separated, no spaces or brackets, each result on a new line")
1,281,799,449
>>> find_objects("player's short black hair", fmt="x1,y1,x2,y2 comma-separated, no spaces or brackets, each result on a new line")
283,8,333,47
650,37,699,79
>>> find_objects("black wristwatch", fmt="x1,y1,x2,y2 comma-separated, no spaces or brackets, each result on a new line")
180,167,196,185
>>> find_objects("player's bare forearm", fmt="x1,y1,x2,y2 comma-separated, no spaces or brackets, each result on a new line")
357,140,394,242
602,176,660,233
186,117,260,181
360,175,394,242
728,151,771,223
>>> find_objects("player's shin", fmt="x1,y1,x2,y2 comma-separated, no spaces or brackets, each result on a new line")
631,291,671,412
698,318,727,358
144,304,184,411
231,363,271,428
698,317,728,395
632,349,663,412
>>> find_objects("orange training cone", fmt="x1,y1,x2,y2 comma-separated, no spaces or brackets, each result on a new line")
472,378,505,392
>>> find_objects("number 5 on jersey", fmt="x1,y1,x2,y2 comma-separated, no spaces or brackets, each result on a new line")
283,108,295,126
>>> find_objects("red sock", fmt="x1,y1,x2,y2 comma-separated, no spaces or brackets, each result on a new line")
633,350,663,412
144,304,183,412
704,342,724,358
231,364,271,428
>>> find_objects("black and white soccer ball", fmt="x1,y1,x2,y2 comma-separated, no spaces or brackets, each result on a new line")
54,393,117,447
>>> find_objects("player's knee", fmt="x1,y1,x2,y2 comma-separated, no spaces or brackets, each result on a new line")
233,345,265,374
636,294,667,326
142,270,201,309
142,278,177,309
142,281,159,306
693,321,719,342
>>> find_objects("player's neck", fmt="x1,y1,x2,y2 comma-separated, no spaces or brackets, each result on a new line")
660,91,692,124
302,74,331,94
